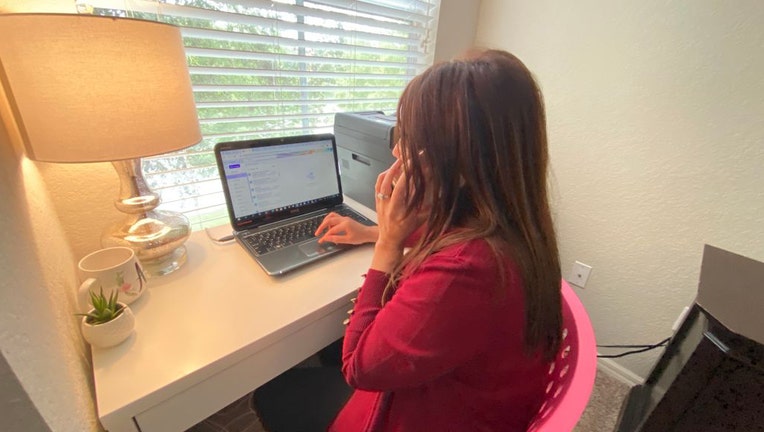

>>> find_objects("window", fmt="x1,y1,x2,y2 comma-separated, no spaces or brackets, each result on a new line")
78,0,441,229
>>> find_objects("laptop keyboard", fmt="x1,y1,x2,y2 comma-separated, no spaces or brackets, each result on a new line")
242,207,371,255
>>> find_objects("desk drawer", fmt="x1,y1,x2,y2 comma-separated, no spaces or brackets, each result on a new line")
133,303,351,432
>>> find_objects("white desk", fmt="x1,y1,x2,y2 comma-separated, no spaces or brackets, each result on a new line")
92,198,376,431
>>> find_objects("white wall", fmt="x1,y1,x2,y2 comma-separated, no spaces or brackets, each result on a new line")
475,0,764,378
0,101,99,431
433,0,481,62
1,3,103,432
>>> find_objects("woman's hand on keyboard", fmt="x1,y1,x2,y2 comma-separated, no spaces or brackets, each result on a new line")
315,213,379,245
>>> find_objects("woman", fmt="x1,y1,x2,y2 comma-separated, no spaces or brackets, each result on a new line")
316,49,562,431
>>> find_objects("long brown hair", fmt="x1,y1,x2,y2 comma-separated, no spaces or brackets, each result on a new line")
391,49,562,360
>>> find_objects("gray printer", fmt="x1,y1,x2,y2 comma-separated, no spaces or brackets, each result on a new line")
334,111,397,209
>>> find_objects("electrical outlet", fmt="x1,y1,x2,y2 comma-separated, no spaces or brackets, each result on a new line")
569,261,592,288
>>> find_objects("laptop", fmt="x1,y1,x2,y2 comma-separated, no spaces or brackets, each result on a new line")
214,133,376,276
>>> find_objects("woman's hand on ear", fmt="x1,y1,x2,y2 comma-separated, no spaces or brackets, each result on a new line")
371,160,424,273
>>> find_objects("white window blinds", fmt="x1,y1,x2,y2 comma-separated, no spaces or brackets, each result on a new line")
78,0,440,229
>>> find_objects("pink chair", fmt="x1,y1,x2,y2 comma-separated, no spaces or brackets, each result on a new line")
527,280,598,432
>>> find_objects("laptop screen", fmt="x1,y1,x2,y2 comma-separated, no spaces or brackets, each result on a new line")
216,134,344,230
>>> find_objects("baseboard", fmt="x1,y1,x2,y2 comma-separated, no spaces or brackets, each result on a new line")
597,358,644,387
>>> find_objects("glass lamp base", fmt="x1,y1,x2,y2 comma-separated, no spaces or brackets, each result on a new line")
102,209,191,278
105,159,192,277
140,245,187,277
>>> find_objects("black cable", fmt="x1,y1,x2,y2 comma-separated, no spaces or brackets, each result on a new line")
597,337,670,359
597,343,660,348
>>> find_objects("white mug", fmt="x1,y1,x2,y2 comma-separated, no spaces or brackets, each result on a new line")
78,247,147,313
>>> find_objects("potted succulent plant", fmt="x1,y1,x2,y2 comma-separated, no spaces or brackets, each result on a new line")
78,287,135,348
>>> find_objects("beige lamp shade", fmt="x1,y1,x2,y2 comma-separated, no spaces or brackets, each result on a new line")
0,13,202,162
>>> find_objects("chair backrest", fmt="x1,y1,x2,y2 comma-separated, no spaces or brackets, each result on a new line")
527,280,597,432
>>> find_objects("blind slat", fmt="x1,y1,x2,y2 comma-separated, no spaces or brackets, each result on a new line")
195,97,398,108
185,47,428,69
197,126,334,140
345,0,436,14
198,111,335,124
310,0,435,23
181,21,420,48
181,27,422,58
194,84,403,91
190,66,408,81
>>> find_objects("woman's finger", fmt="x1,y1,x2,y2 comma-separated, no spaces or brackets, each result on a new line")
375,169,387,196
390,169,408,200
318,233,340,244
314,212,339,236
317,225,344,243
378,159,402,198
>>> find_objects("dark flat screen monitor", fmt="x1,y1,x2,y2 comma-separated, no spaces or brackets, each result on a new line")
616,304,764,432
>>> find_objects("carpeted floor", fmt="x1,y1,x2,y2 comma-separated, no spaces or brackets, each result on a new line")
187,368,632,432
574,370,632,432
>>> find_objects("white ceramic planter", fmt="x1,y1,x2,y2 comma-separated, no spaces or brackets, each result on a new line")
80,303,135,348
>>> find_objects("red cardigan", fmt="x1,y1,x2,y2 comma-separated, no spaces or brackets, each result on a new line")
329,239,548,432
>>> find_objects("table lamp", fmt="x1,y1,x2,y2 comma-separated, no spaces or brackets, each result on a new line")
0,13,202,276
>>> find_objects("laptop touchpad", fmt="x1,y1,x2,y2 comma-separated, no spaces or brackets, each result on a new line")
298,239,337,257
